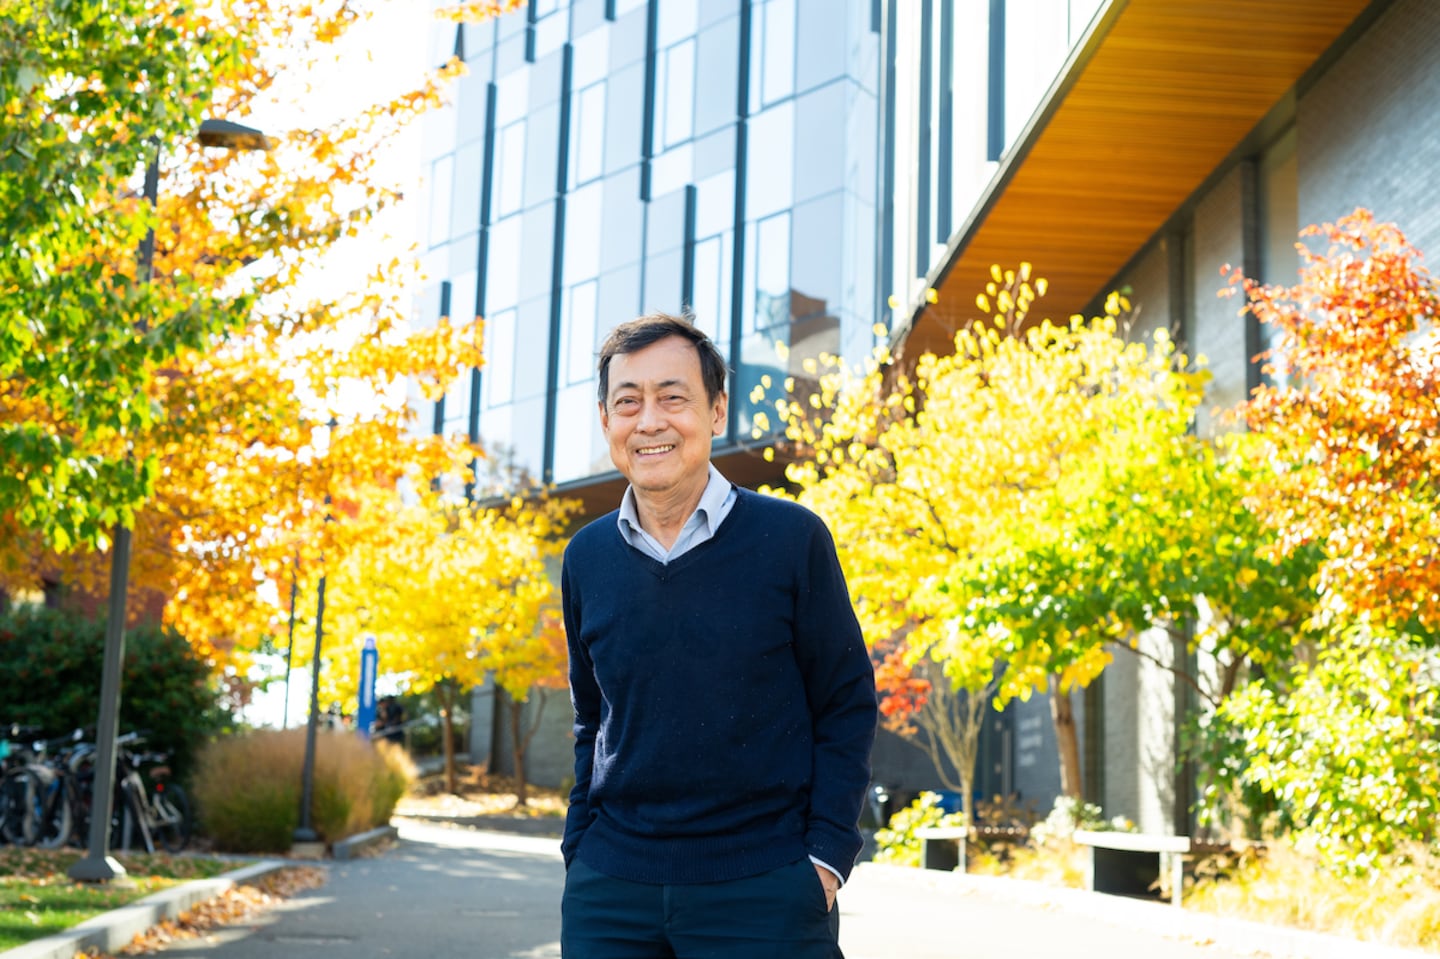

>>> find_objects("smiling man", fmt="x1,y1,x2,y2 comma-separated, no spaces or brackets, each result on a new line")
559,313,878,959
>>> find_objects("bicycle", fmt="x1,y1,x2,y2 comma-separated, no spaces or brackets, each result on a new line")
74,732,191,854
0,724,76,848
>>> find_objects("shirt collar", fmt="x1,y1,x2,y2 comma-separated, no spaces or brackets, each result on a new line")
617,463,732,540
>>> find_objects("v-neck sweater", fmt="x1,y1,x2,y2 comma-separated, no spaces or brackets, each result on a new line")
560,487,877,885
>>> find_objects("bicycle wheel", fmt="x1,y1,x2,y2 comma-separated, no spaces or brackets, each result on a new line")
111,777,154,853
36,776,73,849
0,768,40,846
151,782,191,853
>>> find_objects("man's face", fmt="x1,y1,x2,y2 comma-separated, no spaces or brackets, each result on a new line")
600,335,727,498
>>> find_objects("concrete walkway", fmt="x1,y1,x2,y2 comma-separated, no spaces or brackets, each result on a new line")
15,821,1431,959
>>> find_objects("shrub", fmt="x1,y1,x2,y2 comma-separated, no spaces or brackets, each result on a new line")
1213,631,1440,873
192,728,416,853
0,606,226,778
872,792,966,867
1029,795,1131,847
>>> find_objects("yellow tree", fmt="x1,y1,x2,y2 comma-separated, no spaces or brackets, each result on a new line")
763,268,1284,807
319,495,573,797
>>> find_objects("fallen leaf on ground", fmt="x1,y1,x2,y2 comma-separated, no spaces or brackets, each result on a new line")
73,867,327,958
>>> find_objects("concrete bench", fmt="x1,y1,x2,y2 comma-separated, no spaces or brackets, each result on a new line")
916,826,970,871
1072,830,1192,907
916,824,1030,873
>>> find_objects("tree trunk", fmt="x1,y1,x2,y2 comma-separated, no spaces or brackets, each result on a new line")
439,680,457,795
909,664,994,827
1049,677,1084,799
507,698,528,806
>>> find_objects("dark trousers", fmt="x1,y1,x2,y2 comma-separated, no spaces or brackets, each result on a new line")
561,857,843,959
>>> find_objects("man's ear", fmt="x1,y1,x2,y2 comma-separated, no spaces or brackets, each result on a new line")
711,391,728,436
598,400,610,432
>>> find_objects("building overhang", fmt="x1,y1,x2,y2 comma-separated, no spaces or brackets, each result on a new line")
895,0,1387,360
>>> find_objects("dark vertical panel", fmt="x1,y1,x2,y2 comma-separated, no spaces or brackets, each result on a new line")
1239,159,1265,393
1083,675,1104,809
870,0,881,33
526,0,538,62
936,0,954,242
1172,626,1198,836
681,183,698,309
640,0,660,200
916,0,933,263
466,82,500,499
605,0,616,20
877,0,897,329
434,281,453,437
1168,224,1189,351
986,0,1005,162
728,0,754,443
542,44,575,485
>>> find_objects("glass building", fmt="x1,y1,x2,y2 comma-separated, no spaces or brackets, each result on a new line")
415,0,1102,507
426,0,1427,831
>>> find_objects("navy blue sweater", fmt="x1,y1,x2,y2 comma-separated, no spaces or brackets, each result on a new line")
561,488,877,885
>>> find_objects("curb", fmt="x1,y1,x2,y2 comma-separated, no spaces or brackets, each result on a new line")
855,863,1435,959
392,811,563,839
332,824,399,861
2,860,292,959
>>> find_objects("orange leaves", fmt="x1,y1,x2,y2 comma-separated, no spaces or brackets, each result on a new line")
1232,208,1440,631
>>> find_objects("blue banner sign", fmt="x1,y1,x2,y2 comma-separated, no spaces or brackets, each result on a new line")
356,635,378,739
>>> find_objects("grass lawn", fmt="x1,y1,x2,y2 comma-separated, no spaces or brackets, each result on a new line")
0,847,251,951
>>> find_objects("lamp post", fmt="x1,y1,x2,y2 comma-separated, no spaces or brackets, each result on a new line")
293,422,336,851
69,118,275,884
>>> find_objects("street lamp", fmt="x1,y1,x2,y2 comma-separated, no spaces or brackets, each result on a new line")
69,118,275,884
293,421,336,852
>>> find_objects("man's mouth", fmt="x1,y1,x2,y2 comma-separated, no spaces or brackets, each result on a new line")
635,444,675,456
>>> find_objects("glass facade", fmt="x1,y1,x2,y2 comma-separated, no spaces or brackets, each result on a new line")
416,0,1104,493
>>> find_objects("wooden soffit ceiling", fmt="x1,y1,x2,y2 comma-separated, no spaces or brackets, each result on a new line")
899,0,1382,359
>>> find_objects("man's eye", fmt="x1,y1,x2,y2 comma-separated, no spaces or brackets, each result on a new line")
613,397,639,411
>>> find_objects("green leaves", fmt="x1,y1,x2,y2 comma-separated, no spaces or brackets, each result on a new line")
1,2,248,551
1213,631,1440,872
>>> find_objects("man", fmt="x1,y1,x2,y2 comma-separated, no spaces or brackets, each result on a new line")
560,312,878,959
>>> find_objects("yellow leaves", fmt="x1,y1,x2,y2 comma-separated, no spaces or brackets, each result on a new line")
435,0,526,22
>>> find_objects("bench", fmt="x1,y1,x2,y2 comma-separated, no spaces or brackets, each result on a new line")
1072,830,1192,907
916,824,1030,873
916,826,970,871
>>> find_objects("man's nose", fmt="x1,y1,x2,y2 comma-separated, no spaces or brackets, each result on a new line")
636,397,665,431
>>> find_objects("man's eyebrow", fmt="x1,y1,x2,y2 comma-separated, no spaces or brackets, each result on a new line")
612,378,690,392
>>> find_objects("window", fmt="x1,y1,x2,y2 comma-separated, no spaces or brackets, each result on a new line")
691,234,725,342
753,211,791,331
754,0,796,109
573,81,607,185
566,280,599,385
496,120,527,218
428,155,455,248
484,307,517,406
745,102,794,219
660,39,696,148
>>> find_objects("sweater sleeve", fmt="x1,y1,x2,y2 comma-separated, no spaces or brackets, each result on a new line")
560,553,597,868
792,517,878,882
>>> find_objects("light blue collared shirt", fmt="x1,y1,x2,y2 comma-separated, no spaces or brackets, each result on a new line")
616,463,736,563
614,462,846,888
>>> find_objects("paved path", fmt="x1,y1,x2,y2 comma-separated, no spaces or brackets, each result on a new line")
146,821,1413,959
